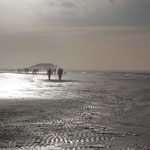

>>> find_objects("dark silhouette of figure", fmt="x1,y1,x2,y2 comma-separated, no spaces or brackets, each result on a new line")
47,68,52,80
25,68,29,74
32,69,39,74
58,68,63,80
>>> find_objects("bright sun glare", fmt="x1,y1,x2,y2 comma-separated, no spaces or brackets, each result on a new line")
0,73,33,98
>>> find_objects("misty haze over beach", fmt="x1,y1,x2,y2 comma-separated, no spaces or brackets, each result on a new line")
0,0,150,150
0,0,150,71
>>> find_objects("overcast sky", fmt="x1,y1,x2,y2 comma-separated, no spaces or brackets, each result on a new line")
0,0,150,71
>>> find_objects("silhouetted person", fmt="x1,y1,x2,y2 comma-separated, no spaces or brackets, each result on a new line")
47,68,52,80
58,68,63,80
25,68,29,74
32,69,39,74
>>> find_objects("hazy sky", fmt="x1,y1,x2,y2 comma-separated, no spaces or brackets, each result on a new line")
0,0,150,71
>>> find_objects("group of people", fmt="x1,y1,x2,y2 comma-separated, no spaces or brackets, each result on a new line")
47,68,64,81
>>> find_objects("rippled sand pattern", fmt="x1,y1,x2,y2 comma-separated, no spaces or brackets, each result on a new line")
0,93,149,150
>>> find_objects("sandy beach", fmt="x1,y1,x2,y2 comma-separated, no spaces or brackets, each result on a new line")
1,0,150,149
0,72,150,150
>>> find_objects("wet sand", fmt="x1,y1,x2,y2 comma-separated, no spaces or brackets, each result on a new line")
0,72,150,150
0,96,149,150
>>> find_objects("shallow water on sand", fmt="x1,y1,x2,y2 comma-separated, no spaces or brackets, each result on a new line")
0,71,150,149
